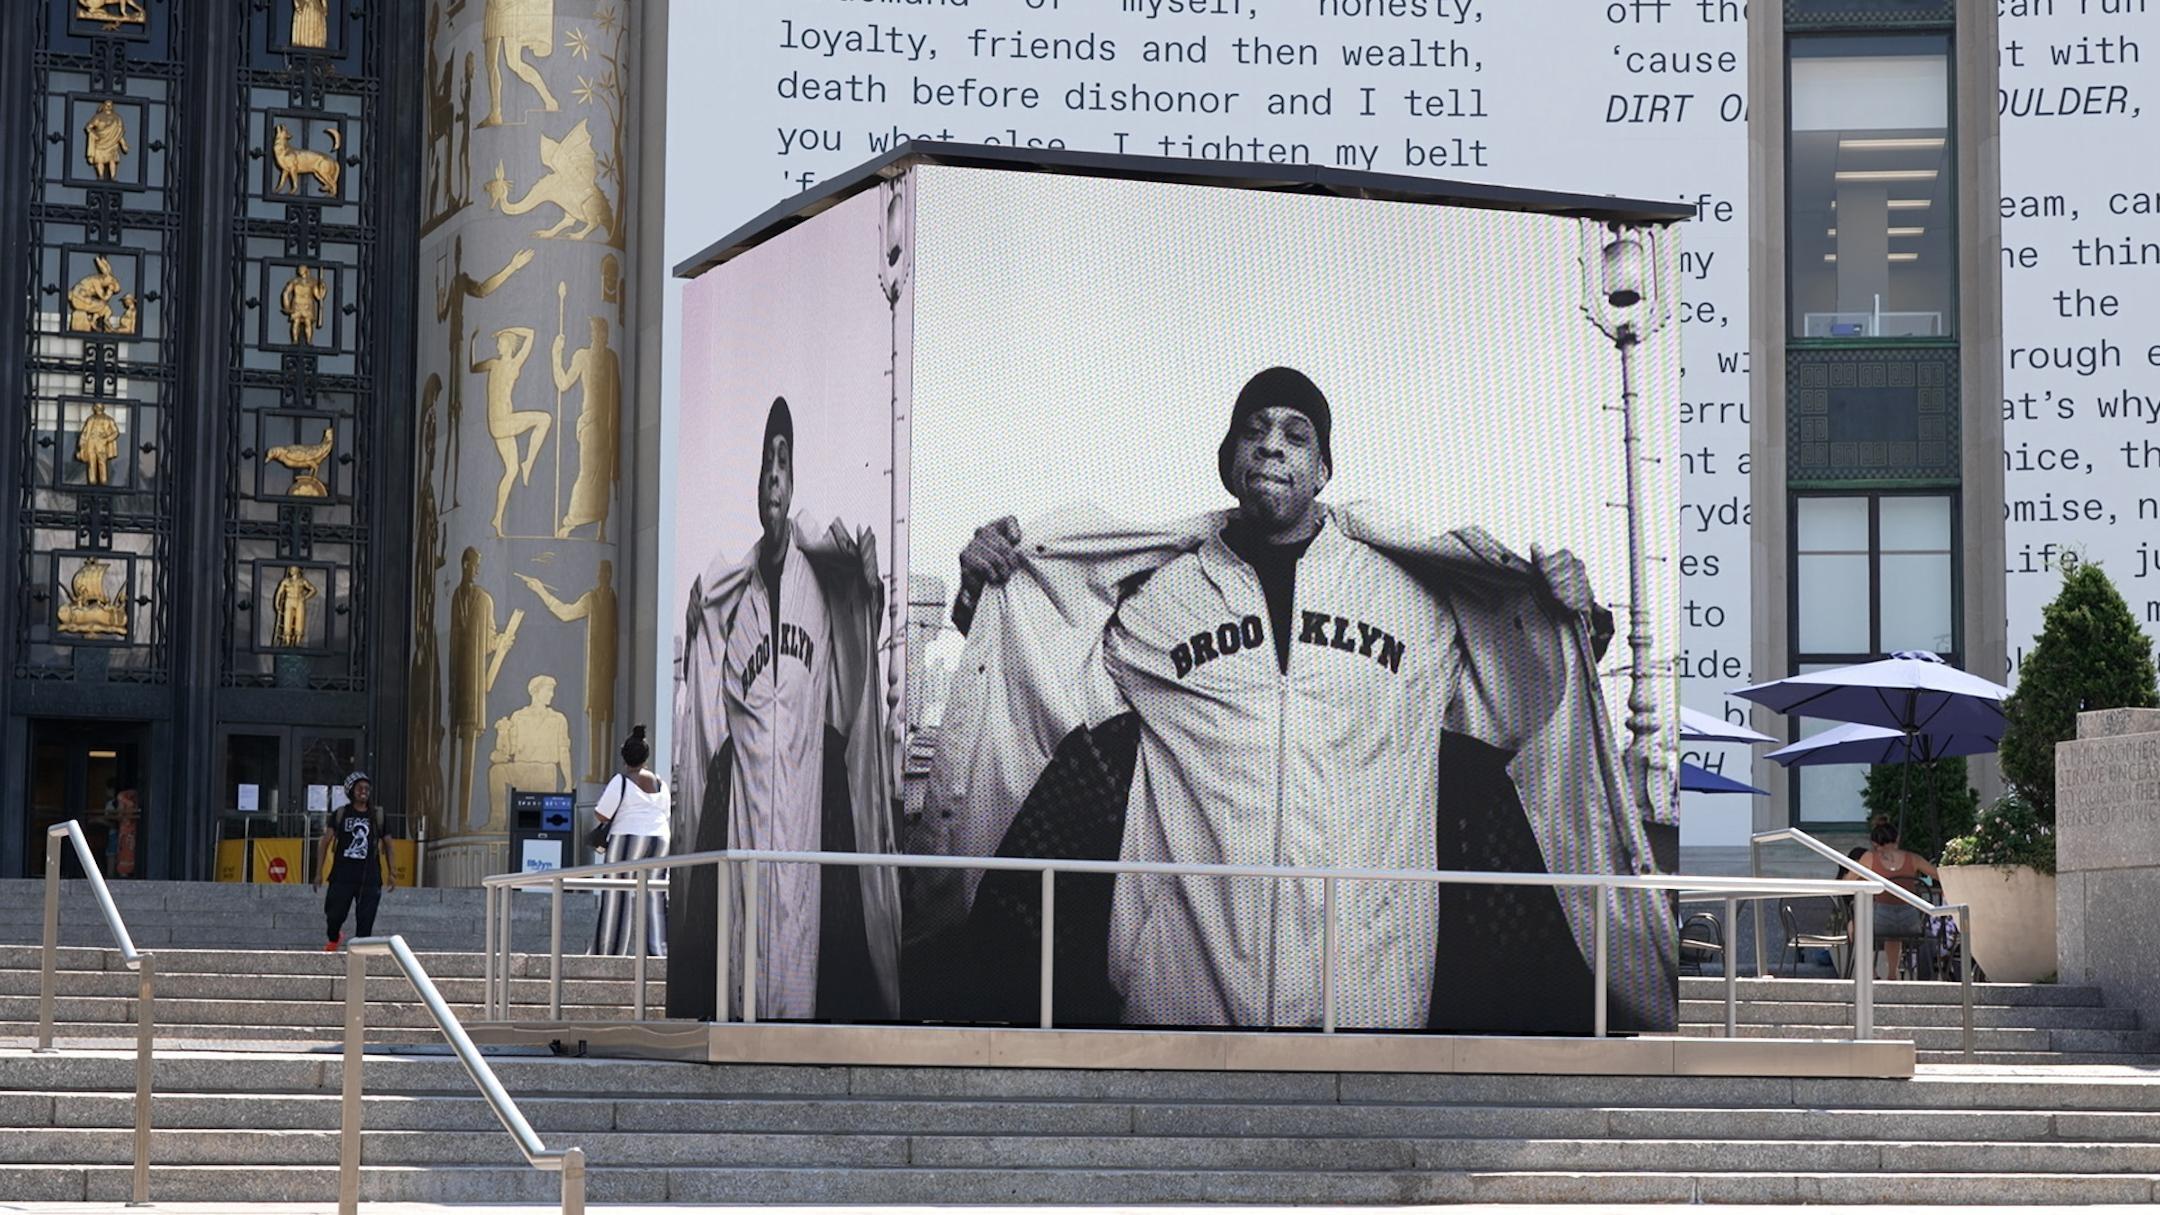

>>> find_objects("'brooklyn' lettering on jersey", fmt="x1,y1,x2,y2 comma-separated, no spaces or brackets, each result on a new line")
1170,610,1408,679
739,621,817,691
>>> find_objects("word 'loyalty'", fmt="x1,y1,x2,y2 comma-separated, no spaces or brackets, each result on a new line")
780,19,930,62
1170,612,1407,678
742,623,817,691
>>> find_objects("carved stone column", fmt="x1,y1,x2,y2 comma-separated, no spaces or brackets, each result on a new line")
409,0,637,886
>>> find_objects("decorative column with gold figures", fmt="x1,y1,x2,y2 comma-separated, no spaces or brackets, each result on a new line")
413,0,637,885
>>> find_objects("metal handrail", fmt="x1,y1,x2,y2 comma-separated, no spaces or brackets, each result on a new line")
1752,827,1974,1058
340,935,584,1215
482,847,1889,1045
38,819,155,1205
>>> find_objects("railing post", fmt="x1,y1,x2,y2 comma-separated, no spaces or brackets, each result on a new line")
742,860,760,1025
130,952,153,1207
1956,904,1974,1059
1039,867,1055,1029
549,876,563,1021
37,830,61,1053
1852,892,1874,1040
632,869,649,1021
1593,882,1610,1038
560,1144,587,1215
498,883,515,1020
1722,895,1739,1039
1750,837,1768,978
482,883,497,1022
339,947,365,1215
1321,876,1337,1034
715,859,733,1023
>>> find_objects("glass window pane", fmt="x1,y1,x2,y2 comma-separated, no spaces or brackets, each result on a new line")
1879,494,1951,550
1880,553,1954,653
1788,36,1955,340
1797,496,1869,550
1799,762,1869,823
1798,554,1872,654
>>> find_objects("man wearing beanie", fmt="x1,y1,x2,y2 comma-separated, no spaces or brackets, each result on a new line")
909,367,1672,1035
670,395,903,1024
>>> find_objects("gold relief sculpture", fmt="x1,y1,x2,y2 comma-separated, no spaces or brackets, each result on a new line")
480,0,558,127
109,294,138,335
486,674,573,833
424,3,475,224
600,253,624,329
291,0,328,48
264,425,335,497
57,559,128,638
408,375,450,839
84,100,129,182
270,565,319,648
550,288,620,541
270,124,342,195
516,559,617,781
75,0,147,32
75,401,122,486
448,547,523,832
280,265,328,345
436,239,536,510
482,120,616,243
67,257,126,334
470,326,550,537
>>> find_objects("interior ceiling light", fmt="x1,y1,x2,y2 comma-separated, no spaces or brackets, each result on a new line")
1836,169,1938,181
1838,137,1947,150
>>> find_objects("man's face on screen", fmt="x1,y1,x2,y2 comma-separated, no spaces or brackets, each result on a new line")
1227,406,1328,530
758,433,793,547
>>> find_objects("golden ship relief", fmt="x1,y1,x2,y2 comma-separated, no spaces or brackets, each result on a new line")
58,559,128,638
264,425,336,497
271,124,342,195
84,101,129,182
75,401,122,487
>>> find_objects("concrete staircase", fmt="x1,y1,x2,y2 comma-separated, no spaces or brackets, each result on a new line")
1676,977,2160,1065
4,1046,2160,1203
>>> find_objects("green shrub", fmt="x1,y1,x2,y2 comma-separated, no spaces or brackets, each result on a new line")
1858,755,1977,861
1999,561,2159,825
1940,793,2055,874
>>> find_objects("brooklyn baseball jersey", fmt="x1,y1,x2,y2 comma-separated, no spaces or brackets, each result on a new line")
1103,518,1458,1028
720,537,833,1020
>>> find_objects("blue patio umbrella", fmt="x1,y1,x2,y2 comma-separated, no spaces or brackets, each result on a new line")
1681,706,1776,745
1765,721,2001,769
1679,761,1769,796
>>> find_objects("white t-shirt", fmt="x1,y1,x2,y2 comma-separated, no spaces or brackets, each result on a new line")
597,773,672,842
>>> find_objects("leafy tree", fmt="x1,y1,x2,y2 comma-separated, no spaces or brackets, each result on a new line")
1860,754,1977,861
1999,560,2159,824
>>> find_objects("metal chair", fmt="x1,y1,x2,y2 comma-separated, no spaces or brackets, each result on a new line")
1778,897,1850,978
1678,910,1725,976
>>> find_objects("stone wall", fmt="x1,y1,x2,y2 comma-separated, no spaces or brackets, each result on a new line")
2056,708,2160,1015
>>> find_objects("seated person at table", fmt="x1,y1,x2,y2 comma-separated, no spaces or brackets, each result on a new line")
1861,819,1936,979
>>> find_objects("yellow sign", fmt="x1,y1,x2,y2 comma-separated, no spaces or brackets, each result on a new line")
215,839,247,883
251,837,305,885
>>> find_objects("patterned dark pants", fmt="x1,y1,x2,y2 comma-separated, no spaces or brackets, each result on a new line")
593,833,669,956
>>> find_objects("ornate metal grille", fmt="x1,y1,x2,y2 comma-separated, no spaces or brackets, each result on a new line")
15,0,186,684
221,0,378,690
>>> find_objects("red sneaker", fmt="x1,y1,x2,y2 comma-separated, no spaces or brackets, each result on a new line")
323,936,341,952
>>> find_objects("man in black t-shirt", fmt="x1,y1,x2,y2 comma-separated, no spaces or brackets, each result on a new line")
314,771,396,951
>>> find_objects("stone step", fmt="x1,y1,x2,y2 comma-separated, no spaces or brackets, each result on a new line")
1676,998,2139,1030
0,994,646,1031
0,968,661,1009
11,1162,2158,1206
0,945,665,981
1677,977,2108,1007
1675,1023,2160,1053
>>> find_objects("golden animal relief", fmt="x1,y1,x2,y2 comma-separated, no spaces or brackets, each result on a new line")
291,0,328,48
271,124,342,195
280,265,328,345
74,401,122,487
551,289,620,541
83,100,129,182
470,326,550,539
449,547,523,832
480,0,558,127
270,565,319,648
264,425,335,497
68,257,135,336
75,0,147,32
487,674,574,832
483,120,616,243
517,560,617,781
57,559,128,638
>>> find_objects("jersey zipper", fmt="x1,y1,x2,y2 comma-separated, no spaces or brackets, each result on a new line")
1266,666,1287,1027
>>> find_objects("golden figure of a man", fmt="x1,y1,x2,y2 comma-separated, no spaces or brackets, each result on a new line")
552,314,619,541
486,673,574,833
271,565,318,647
84,100,129,182
281,265,329,345
479,0,558,127
469,326,550,538
68,257,124,333
516,560,617,781
449,547,522,832
291,0,328,48
75,401,121,487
